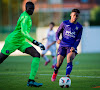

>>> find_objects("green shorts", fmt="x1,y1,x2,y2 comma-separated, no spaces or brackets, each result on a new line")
1,41,32,55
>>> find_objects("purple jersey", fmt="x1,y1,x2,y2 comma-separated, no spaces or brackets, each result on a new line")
56,20,83,49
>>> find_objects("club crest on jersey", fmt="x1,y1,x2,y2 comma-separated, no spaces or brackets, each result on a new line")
6,50,9,54
75,26,78,30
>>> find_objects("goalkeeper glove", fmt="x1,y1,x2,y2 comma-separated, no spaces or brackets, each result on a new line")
32,40,45,50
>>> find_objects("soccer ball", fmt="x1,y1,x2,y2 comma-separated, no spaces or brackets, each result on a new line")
59,77,71,88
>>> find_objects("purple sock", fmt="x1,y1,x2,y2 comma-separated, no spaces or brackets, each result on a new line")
66,62,73,75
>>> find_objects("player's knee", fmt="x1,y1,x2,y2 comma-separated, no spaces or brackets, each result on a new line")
33,52,40,58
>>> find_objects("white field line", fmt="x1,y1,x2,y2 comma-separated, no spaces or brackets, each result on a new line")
0,73,100,78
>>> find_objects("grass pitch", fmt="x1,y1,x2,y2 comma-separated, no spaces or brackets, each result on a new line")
0,53,100,90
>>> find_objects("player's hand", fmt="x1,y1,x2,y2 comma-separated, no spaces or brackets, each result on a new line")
39,43,45,50
57,39,61,44
32,40,45,50
42,38,45,40
70,47,75,52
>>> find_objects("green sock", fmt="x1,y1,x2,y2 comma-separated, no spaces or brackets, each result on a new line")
29,57,40,80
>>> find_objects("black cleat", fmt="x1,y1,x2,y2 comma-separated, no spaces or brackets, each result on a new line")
27,80,43,87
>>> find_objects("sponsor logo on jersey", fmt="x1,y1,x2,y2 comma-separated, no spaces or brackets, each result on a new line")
66,25,70,27
65,31,75,38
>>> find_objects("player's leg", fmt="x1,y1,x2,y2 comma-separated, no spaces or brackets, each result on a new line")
24,47,42,87
50,47,56,68
51,47,66,81
24,47,40,79
66,47,77,77
0,53,8,64
41,46,50,66
51,56,56,68
55,55,64,72
0,41,18,64
19,42,42,87
51,55,64,81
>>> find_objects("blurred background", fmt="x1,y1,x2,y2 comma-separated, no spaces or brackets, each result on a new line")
0,0,100,55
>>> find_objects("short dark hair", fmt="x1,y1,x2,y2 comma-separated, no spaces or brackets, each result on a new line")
26,1,34,9
50,22,55,26
72,9,80,14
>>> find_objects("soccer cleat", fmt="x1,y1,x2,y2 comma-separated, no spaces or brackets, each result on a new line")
52,65,55,69
27,80,43,87
44,60,50,66
66,75,70,78
51,72,58,82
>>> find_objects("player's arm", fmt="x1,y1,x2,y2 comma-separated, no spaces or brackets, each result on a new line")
21,17,34,42
50,41,56,46
47,41,56,49
42,37,47,40
56,22,64,44
73,27,83,49
21,17,45,50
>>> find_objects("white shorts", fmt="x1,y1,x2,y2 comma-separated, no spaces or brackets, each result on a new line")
42,45,56,56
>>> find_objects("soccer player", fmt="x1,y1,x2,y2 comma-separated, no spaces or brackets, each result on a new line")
41,22,56,68
51,9,83,81
0,2,45,87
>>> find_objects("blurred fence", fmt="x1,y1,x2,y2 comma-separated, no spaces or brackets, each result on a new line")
0,0,100,55
0,0,91,34
0,26,36,33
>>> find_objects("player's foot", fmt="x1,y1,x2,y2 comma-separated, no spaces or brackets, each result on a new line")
51,72,58,82
66,75,70,78
52,65,55,69
44,60,50,66
27,80,43,87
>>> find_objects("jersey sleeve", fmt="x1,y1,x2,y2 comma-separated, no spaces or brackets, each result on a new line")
74,27,83,49
56,22,64,41
21,16,34,42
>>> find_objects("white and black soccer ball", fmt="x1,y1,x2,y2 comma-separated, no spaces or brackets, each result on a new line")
59,77,71,88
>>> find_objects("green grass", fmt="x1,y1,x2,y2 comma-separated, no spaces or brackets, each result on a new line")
0,53,100,90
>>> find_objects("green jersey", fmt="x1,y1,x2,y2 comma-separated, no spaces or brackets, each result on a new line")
6,11,34,45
